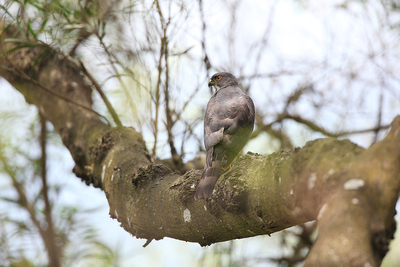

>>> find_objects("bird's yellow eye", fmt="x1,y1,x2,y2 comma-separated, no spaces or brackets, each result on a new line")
216,76,222,81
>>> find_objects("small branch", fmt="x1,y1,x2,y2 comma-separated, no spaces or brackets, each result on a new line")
40,113,61,267
142,238,153,247
151,32,164,158
252,113,391,140
198,0,211,78
156,0,184,171
278,114,391,138
283,83,314,113
0,151,60,267
78,60,122,126
238,71,297,80
373,83,384,143
59,49,122,127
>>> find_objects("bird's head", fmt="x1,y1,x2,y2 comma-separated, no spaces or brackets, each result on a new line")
208,72,238,91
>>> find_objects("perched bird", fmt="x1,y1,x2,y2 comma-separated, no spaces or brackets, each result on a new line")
194,72,255,200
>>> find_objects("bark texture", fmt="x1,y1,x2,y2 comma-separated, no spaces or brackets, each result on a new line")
1,22,399,266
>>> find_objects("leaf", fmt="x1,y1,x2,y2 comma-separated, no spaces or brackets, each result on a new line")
39,18,48,33
0,22,13,40
4,43,41,54
28,2,49,13
27,19,38,40
0,196,19,204
3,38,25,43
33,46,51,67
15,16,28,40
171,46,194,57
57,3,72,16
101,21,107,39
84,6,92,16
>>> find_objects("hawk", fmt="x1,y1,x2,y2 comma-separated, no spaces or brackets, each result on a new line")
194,72,255,200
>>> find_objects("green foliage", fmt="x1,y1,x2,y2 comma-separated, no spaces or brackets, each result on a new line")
1,0,114,52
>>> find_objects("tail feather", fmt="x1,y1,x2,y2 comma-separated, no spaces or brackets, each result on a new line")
195,147,225,200
194,176,218,200
194,166,221,200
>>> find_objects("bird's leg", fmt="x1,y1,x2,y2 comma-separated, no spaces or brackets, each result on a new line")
221,164,231,172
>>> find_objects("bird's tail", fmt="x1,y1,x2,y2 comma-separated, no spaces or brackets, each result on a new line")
194,165,222,200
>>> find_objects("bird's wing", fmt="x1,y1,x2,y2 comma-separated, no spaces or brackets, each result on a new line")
195,88,255,200
218,94,255,166
204,90,255,155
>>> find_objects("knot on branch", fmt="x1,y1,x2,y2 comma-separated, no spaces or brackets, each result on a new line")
90,131,115,164
132,164,172,188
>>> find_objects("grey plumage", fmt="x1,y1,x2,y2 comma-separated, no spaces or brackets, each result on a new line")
194,72,255,200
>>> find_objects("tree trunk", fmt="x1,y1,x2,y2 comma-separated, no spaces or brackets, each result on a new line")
0,21,398,266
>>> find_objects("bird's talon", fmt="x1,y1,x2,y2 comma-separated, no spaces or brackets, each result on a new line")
221,164,231,172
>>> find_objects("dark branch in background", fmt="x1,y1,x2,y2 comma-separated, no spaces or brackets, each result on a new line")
239,71,297,80
151,13,164,159
277,114,391,138
283,83,314,113
250,112,294,151
40,113,61,267
155,0,184,172
249,83,313,150
373,82,384,143
198,0,211,81
164,37,184,171
270,222,316,265
151,0,169,159
0,144,61,267
249,82,390,147
251,113,391,145
179,116,204,157
173,83,203,162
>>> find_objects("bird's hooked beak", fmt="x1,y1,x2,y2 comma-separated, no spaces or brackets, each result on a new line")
208,79,215,91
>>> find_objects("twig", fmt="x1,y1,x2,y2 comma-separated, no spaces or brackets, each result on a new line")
59,51,122,126
151,28,164,158
40,113,61,267
257,114,391,139
155,0,184,171
78,60,122,126
198,0,211,79
373,82,384,143
0,149,60,267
